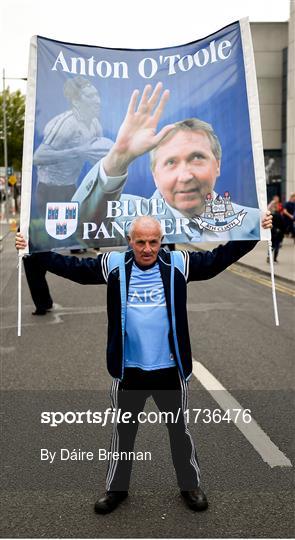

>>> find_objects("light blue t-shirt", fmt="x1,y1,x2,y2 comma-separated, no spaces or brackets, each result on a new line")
124,262,176,371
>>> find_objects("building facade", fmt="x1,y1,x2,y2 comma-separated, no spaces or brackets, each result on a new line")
251,8,294,201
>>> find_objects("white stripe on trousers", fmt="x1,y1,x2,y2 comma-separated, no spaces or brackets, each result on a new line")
178,372,201,484
105,378,120,491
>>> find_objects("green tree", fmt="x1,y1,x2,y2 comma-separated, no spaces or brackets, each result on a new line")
0,88,25,171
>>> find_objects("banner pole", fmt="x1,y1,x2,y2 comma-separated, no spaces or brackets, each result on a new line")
267,239,279,326
17,253,23,337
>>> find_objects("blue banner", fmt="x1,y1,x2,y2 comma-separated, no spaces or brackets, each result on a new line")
21,19,268,252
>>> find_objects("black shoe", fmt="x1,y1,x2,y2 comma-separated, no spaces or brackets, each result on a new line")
32,304,53,316
180,488,208,511
94,491,128,514
32,308,47,315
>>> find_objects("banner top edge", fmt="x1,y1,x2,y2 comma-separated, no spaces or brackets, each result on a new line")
33,18,243,53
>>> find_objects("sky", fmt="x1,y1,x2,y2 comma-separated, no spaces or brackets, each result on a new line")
0,0,291,94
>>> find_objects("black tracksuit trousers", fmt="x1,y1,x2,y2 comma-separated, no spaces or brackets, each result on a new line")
106,367,201,492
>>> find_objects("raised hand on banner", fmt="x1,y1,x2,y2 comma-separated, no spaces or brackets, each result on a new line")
103,82,174,177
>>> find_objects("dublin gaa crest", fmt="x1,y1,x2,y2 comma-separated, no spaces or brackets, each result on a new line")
192,192,247,232
45,202,79,240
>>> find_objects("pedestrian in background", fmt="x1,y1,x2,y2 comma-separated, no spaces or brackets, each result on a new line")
17,227,53,315
23,254,53,315
267,201,285,263
267,194,283,214
282,193,295,238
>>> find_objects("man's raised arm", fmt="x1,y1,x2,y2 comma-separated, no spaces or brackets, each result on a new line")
15,233,108,285
103,82,173,176
72,83,174,223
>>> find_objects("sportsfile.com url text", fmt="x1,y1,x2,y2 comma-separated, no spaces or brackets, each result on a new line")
41,408,252,427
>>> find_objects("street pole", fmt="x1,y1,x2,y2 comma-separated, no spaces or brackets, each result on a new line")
2,68,9,223
1,73,27,224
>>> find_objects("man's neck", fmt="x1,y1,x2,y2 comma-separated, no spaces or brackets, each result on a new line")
133,259,158,271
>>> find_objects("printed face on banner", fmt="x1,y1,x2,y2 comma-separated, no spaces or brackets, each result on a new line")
152,130,221,216
23,21,268,252
75,84,101,118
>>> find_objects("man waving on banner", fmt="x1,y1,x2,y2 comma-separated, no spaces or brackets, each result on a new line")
73,83,261,244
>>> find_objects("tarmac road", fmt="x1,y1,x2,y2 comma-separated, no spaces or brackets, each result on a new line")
1,236,294,538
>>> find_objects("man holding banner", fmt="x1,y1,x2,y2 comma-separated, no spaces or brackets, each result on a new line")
16,210,272,514
74,83,261,244
17,20,274,514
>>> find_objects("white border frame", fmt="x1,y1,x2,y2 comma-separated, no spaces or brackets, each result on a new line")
240,18,270,241
19,36,37,254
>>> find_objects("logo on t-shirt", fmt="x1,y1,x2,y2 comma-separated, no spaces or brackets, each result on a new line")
128,285,165,305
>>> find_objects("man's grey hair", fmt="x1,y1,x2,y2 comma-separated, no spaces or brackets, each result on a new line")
128,216,163,240
150,118,222,170
63,76,96,102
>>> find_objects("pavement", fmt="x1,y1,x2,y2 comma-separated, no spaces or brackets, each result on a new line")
1,216,294,284
0,218,17,243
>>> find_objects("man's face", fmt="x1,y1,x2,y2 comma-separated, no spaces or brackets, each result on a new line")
128,222,162,266
77,85,101,117
152,130,220,216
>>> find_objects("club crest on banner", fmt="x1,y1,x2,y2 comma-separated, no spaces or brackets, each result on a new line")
192,192,247,233
45,202,79,240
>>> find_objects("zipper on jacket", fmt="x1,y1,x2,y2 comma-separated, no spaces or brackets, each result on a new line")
118,254,127,380
170,254,185,379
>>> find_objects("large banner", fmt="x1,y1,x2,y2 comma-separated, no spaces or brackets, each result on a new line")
21,19,269,253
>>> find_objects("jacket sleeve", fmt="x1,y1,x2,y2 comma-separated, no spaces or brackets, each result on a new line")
187,240,257,282
28,251,110,285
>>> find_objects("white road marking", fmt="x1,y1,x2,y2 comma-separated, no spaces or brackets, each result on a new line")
1,304,108,331
0,346,15,354
192,359,292,468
